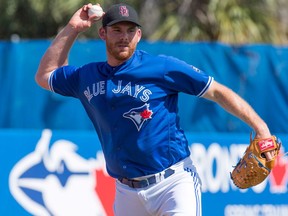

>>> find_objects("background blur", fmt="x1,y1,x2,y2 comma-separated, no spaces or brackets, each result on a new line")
0,0,288,216
1,0,288,44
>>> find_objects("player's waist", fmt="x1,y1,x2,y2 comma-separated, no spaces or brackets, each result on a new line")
117,156,195,188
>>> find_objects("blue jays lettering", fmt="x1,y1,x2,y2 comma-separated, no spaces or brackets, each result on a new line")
84,80,152,103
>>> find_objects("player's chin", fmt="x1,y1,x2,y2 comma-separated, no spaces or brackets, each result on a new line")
117,46,130,53
116,50,134,61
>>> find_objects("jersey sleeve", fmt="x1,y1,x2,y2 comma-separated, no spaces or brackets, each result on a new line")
162,56,213,97
48,65,80,97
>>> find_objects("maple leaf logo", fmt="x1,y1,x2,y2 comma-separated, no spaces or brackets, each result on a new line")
140,109,152,119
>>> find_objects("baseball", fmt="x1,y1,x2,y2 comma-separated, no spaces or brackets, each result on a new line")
88,5,104,20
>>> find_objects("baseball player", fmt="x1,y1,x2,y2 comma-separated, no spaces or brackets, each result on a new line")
35,3,275,216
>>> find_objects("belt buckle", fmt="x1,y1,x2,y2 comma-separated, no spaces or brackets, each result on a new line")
164,168,175,178
140,178,150,188
126,178,149,188
119,168,175,188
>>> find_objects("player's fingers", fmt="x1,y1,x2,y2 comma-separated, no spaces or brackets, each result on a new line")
83,3,93,11
264,151,275,161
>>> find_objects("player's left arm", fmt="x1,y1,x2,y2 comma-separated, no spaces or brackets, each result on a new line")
202,80,275,159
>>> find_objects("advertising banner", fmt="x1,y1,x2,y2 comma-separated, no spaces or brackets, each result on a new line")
1,130,287,216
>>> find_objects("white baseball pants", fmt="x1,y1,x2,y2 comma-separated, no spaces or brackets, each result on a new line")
114,157,202,216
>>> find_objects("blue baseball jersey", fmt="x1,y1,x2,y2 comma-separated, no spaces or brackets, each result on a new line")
49,50,213,179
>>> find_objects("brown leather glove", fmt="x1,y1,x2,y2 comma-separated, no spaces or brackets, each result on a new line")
231,134,281,189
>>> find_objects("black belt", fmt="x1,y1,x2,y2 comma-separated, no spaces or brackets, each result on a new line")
118,168,175,188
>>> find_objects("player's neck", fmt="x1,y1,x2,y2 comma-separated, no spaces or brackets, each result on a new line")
107,54,133,67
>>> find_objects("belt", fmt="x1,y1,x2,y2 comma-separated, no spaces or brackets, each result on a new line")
118,168,175,188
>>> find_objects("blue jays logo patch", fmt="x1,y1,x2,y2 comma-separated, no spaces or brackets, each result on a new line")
191,65,201,73
123,103,153,131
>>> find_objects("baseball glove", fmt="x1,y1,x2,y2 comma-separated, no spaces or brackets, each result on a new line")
231,133,281,189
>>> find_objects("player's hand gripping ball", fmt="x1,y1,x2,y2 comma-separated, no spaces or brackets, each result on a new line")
88,5,104,20
231,133,281,189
